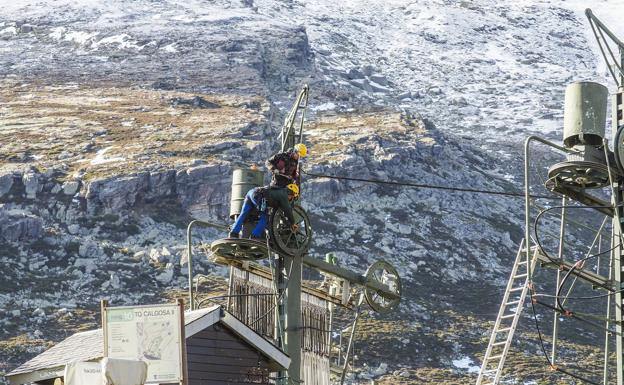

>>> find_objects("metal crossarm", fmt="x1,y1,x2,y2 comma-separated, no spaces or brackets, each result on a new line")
476,239,538,385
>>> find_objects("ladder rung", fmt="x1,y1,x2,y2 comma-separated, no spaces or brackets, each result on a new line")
482,369,497,374
501,314,515,319
514,273,528,279
505,300,521,306
488,354,503,361
492,341,507,346
497,327,512,333
510,286,524,292
517,260,528,265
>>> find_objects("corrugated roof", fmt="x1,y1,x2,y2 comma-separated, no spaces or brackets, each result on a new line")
7,305,219,378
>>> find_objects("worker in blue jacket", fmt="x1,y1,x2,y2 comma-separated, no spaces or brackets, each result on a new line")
229,183,299,240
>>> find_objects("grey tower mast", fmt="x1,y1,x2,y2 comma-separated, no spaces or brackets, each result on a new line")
477,9,624,385
586,9,624,384
205,85,401,385
278,85,308,385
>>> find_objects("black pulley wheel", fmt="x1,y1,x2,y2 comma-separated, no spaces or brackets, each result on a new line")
364,260,402,314
269,205,312,256
614,125,624,173
546,160,612,189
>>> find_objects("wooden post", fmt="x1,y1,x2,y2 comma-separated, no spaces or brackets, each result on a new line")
101,300,108,358
178,298,188,385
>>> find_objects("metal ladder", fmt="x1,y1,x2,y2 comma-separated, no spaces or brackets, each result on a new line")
476,239,537,385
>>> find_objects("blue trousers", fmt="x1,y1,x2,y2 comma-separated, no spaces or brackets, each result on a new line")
231,190,269,238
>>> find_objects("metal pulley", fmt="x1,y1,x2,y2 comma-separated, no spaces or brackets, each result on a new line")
546,160,613,190
210,205,312,263
613,124,624,173
269,205,312,257
209,238,268,265
363,260,402,313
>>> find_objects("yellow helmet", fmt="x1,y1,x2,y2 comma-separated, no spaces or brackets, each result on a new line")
286,183,300,197
294,143,307,158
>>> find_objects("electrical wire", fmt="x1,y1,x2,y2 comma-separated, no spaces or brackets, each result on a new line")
533,204,620,319
528,287,603,385
301,169,560,200
533,203,617,266
528,203,624,383
554,244,617,303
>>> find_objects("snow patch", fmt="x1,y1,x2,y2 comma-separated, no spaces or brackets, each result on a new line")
452,357,480,373
161,43,177,53
93,34,140,50
49,27,66,40
90,146,126,166
64,30,99,45
0,26,18,35
314,102,336,112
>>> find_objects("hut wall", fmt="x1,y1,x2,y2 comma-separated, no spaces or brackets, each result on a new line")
187,324,272,385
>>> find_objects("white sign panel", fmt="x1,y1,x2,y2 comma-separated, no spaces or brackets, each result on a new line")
64,361,105,385
104,304,183,384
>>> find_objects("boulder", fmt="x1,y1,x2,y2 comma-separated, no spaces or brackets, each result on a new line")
361,64,375,77
150,248,167,264
346,68,364,80
78,240,100,258
175,164,229,211
74,258,97,274
62,180,81,195
85,173,149,213
369,74,388,86
22,171,41,199
146,170,176,200
67,224,80,235
19,24,34,33
349,78,373,92
0,207,44,242
0,172,14,198
156,269,174,285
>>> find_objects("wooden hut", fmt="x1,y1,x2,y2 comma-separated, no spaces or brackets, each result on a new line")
6,305,289,385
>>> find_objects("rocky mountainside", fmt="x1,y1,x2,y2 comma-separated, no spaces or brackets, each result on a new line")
1,0,623,384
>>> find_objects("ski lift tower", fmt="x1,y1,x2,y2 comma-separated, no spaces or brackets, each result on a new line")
202,85,402,385
477,9,624,385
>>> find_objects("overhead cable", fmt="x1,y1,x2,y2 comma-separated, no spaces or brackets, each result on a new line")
302,169,560,200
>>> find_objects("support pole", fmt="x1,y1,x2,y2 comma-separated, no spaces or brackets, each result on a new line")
551,198,567,364
524,136,570,276
187,222,195,311
613,193,623,385
276,253,287,385
178,298,189,385
101,300,109,358
604,232,613,385
340,293,365,385
604,129,624,385
285,254,302,385
611,43,624,382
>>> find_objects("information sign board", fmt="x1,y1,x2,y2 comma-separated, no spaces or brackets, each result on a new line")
103,303,184,384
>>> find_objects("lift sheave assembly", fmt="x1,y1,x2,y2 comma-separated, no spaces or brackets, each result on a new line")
186,85,402,385
477,8,624,385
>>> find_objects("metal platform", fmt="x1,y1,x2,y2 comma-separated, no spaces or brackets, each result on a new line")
209,238,269,263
